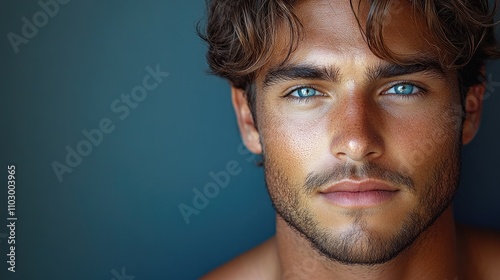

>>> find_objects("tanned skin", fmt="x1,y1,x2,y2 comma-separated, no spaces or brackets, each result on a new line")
203,0,500,279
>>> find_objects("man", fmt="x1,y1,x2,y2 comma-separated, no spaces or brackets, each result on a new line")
201,0,500,279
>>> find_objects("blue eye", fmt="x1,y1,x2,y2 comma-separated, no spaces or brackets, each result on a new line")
290,87,319,98
387,83,419,95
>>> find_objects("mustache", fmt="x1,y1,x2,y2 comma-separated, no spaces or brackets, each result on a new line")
303,162,415,194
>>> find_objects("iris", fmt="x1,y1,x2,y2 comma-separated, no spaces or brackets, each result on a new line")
296,87,317,97
392,84,416,95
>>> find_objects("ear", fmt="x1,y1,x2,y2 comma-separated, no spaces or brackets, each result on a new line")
231,86,262,154
462,83,485,144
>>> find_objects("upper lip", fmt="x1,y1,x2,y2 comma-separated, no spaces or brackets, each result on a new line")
319,179,399,193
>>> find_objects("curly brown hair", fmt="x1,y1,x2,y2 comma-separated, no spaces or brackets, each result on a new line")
199,0,500,107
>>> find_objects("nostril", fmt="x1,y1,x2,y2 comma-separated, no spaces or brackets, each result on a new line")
335,152,347,160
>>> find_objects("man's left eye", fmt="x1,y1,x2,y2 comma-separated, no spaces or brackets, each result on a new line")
290,87,319,98
386,83,420,95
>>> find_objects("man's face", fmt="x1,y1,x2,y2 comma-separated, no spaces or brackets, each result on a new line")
250,0,466,265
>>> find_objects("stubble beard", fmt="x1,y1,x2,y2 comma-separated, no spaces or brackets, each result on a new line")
262,141,461,266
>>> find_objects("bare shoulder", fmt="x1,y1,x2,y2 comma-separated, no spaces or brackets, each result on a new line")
201,237,280,280
458,224,500,279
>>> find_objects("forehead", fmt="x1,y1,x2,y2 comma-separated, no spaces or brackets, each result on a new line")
259,0,442,79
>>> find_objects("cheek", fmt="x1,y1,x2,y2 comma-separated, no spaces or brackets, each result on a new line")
258,108,329,181
387,104,463,180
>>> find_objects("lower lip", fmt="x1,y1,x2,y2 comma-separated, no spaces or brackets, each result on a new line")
321,190,398,207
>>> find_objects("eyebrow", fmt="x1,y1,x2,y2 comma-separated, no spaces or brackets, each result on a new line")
366,58,446,82
261,57,446,91
262,64,340,91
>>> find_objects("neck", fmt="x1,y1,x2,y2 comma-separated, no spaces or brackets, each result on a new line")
275,206,459,280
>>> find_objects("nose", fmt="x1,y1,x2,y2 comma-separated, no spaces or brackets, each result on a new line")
330,96,384,162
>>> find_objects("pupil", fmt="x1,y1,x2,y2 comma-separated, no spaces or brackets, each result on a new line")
397,84,412,94
301,88,313,96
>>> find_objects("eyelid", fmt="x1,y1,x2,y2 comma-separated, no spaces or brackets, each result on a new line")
282,81,427,99
382,81,427,95
284,85,325,97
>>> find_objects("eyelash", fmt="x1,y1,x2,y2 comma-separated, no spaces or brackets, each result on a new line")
383,81,428,99
283,85,324,103
282,81,428,104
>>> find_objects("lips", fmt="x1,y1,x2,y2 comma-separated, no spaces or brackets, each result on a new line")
319,179,399,207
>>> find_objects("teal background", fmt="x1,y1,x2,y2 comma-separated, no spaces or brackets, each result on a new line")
0,1,498,279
